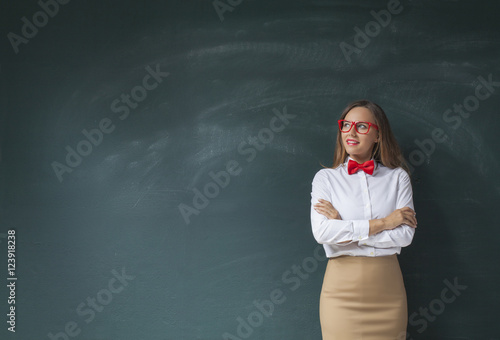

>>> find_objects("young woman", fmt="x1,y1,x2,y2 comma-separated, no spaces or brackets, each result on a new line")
310,100,417,340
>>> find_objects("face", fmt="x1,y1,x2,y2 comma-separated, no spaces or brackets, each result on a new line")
340,106,379,163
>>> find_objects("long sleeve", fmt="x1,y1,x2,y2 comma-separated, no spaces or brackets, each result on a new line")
360,170,416,248
310,171,370,246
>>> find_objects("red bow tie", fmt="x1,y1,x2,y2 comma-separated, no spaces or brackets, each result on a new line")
347,159,375,175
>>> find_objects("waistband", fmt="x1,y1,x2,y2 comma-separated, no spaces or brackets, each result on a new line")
328,254,397,260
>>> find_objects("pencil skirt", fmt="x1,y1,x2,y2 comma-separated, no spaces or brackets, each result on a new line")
319,254,407,340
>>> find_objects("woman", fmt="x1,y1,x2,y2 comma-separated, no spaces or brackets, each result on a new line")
310,100,417,340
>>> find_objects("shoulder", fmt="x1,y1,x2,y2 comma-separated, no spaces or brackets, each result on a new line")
385,165,411,184
397,168,412,188
376,163,411,182
312,165,345,184
377,162,407,176
391,166,410,181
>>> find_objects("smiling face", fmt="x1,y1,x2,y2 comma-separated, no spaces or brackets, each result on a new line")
341,106,379,163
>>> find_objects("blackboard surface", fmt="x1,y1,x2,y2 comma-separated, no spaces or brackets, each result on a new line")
1,0,499,339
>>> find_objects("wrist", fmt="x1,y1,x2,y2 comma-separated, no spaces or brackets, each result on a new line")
369,218,386,236
380,217,387,231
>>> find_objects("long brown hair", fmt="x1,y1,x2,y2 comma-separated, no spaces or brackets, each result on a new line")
330,100,411,177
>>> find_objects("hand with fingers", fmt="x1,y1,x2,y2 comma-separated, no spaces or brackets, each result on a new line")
313,199,341,220
383,207,418,230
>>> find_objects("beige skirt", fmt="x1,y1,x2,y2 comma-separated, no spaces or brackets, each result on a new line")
319,254,407,340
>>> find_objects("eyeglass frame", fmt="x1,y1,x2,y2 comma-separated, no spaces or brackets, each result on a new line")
337,119,379,134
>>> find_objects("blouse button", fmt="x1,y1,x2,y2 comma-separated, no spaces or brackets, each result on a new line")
370,251,374,255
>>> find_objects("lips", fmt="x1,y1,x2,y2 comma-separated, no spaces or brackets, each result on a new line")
346,139,359,146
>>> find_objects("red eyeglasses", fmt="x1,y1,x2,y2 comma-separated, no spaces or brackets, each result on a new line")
338,120,379,134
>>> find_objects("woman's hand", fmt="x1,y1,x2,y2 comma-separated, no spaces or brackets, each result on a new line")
383,207,417,230
314,199,341,220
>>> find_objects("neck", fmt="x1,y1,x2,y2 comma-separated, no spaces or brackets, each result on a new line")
349,156,372,163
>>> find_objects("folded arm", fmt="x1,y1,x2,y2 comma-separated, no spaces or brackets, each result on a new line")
359,170,416,248
310,169,416,248
310,172,370,246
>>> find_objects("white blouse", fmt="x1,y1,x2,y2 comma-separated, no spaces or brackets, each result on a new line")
310,156,416,258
